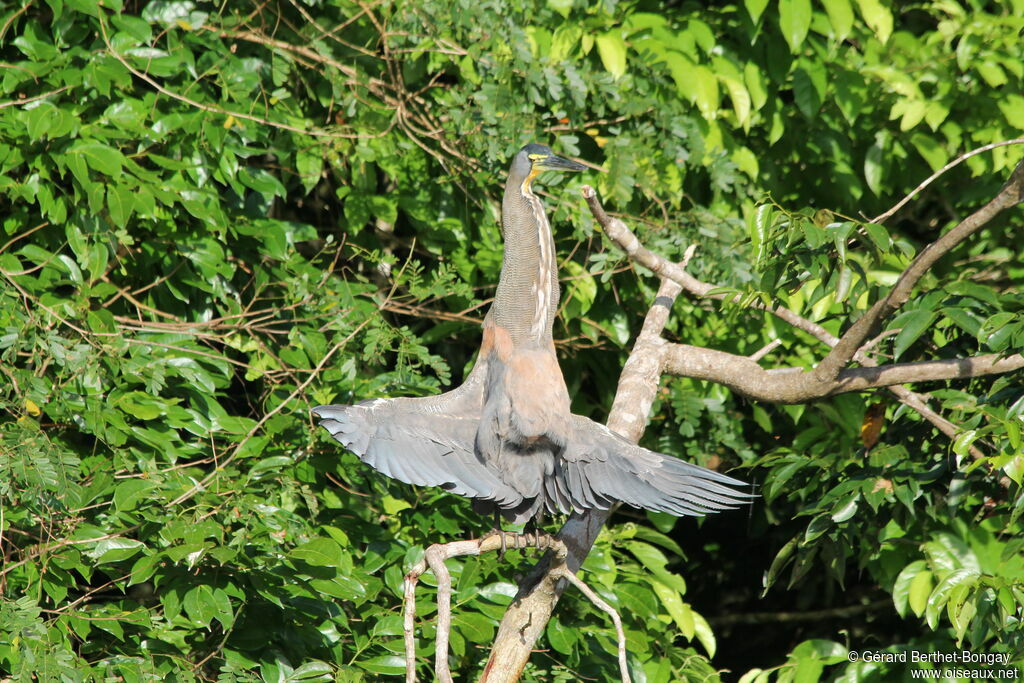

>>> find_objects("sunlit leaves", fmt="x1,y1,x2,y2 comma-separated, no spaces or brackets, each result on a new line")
855,0,894,44
595,32,627,79
778,0,812,54
2,0,1024,680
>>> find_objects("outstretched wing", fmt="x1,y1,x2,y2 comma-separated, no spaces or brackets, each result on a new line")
548,415,754,517
313,367,523,507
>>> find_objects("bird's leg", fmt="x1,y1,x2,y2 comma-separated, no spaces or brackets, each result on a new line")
488,509,507,559
525,511,546,552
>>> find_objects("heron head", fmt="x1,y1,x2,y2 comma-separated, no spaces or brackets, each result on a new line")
512,144,586,189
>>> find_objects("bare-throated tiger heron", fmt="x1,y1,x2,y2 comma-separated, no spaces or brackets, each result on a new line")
313,144,750,524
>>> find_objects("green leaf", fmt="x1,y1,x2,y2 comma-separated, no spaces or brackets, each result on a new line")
745,0,769,23
952,429,978,457
651,579,695,638
749,204,772,268
908,569,933,617
863,222,891,251
692,611,717,658
778,0,812,54
183,584,216,628
979,312,1016,350
821,0,854,39
547,0,573,18
107,184,135,227
803,514,831,543
113,479,158,512
830,495,858,523
855,0,893,44
976,60,1007,88
892,560,928,617
546,616,576,654
595,32,627,79
356,655,406,675
864,136,886,196
910,133,947,171
290,537,346,568
693,65,720,119
68,141,124,176
925,568,979,630
287,662,334,681
793,67,823,119
892,310,937,360
87,538,145,564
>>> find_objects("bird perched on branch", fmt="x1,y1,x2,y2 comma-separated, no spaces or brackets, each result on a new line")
314,144,750,524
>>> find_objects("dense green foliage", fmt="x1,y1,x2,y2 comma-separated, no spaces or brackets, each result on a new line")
1,0,1023,680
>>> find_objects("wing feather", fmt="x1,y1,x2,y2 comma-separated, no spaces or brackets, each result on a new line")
558,415,754,517
313,396,522,507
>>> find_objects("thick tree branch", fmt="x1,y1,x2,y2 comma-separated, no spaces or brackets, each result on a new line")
584,180,1023,458
481,274,686,682
815,159,1024,382
661,345,1024,404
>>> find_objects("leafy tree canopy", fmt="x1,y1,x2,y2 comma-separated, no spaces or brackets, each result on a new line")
1,0,1022,680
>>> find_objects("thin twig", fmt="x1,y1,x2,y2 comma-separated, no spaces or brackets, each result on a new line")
872,139,1024,224
0,86,71,110
553,567,631,683
749,339,782,362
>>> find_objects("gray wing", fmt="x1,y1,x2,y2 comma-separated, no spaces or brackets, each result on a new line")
548,415,755,517
313,364,523,507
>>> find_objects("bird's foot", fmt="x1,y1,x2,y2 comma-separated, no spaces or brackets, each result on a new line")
483,528,511,559
526,530,557,552
523,516,553,554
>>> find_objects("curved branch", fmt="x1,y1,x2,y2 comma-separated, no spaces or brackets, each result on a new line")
815,159,1024,382
662,344,1024,404
581,186,839,347
872,139,1024,224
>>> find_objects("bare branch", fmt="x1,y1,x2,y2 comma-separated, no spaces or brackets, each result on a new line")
554,567,631,683
404,535,546,682
581,186,839,347
815,159,1024,382
872,139,1024,224
662,343,1024,403
0,86,72,110
749,339,783,362
405,533,628,682
837,353,1024,391
884,385,986,461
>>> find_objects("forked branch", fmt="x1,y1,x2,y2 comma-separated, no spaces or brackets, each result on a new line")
582,156,1024,454
404,533,630,683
